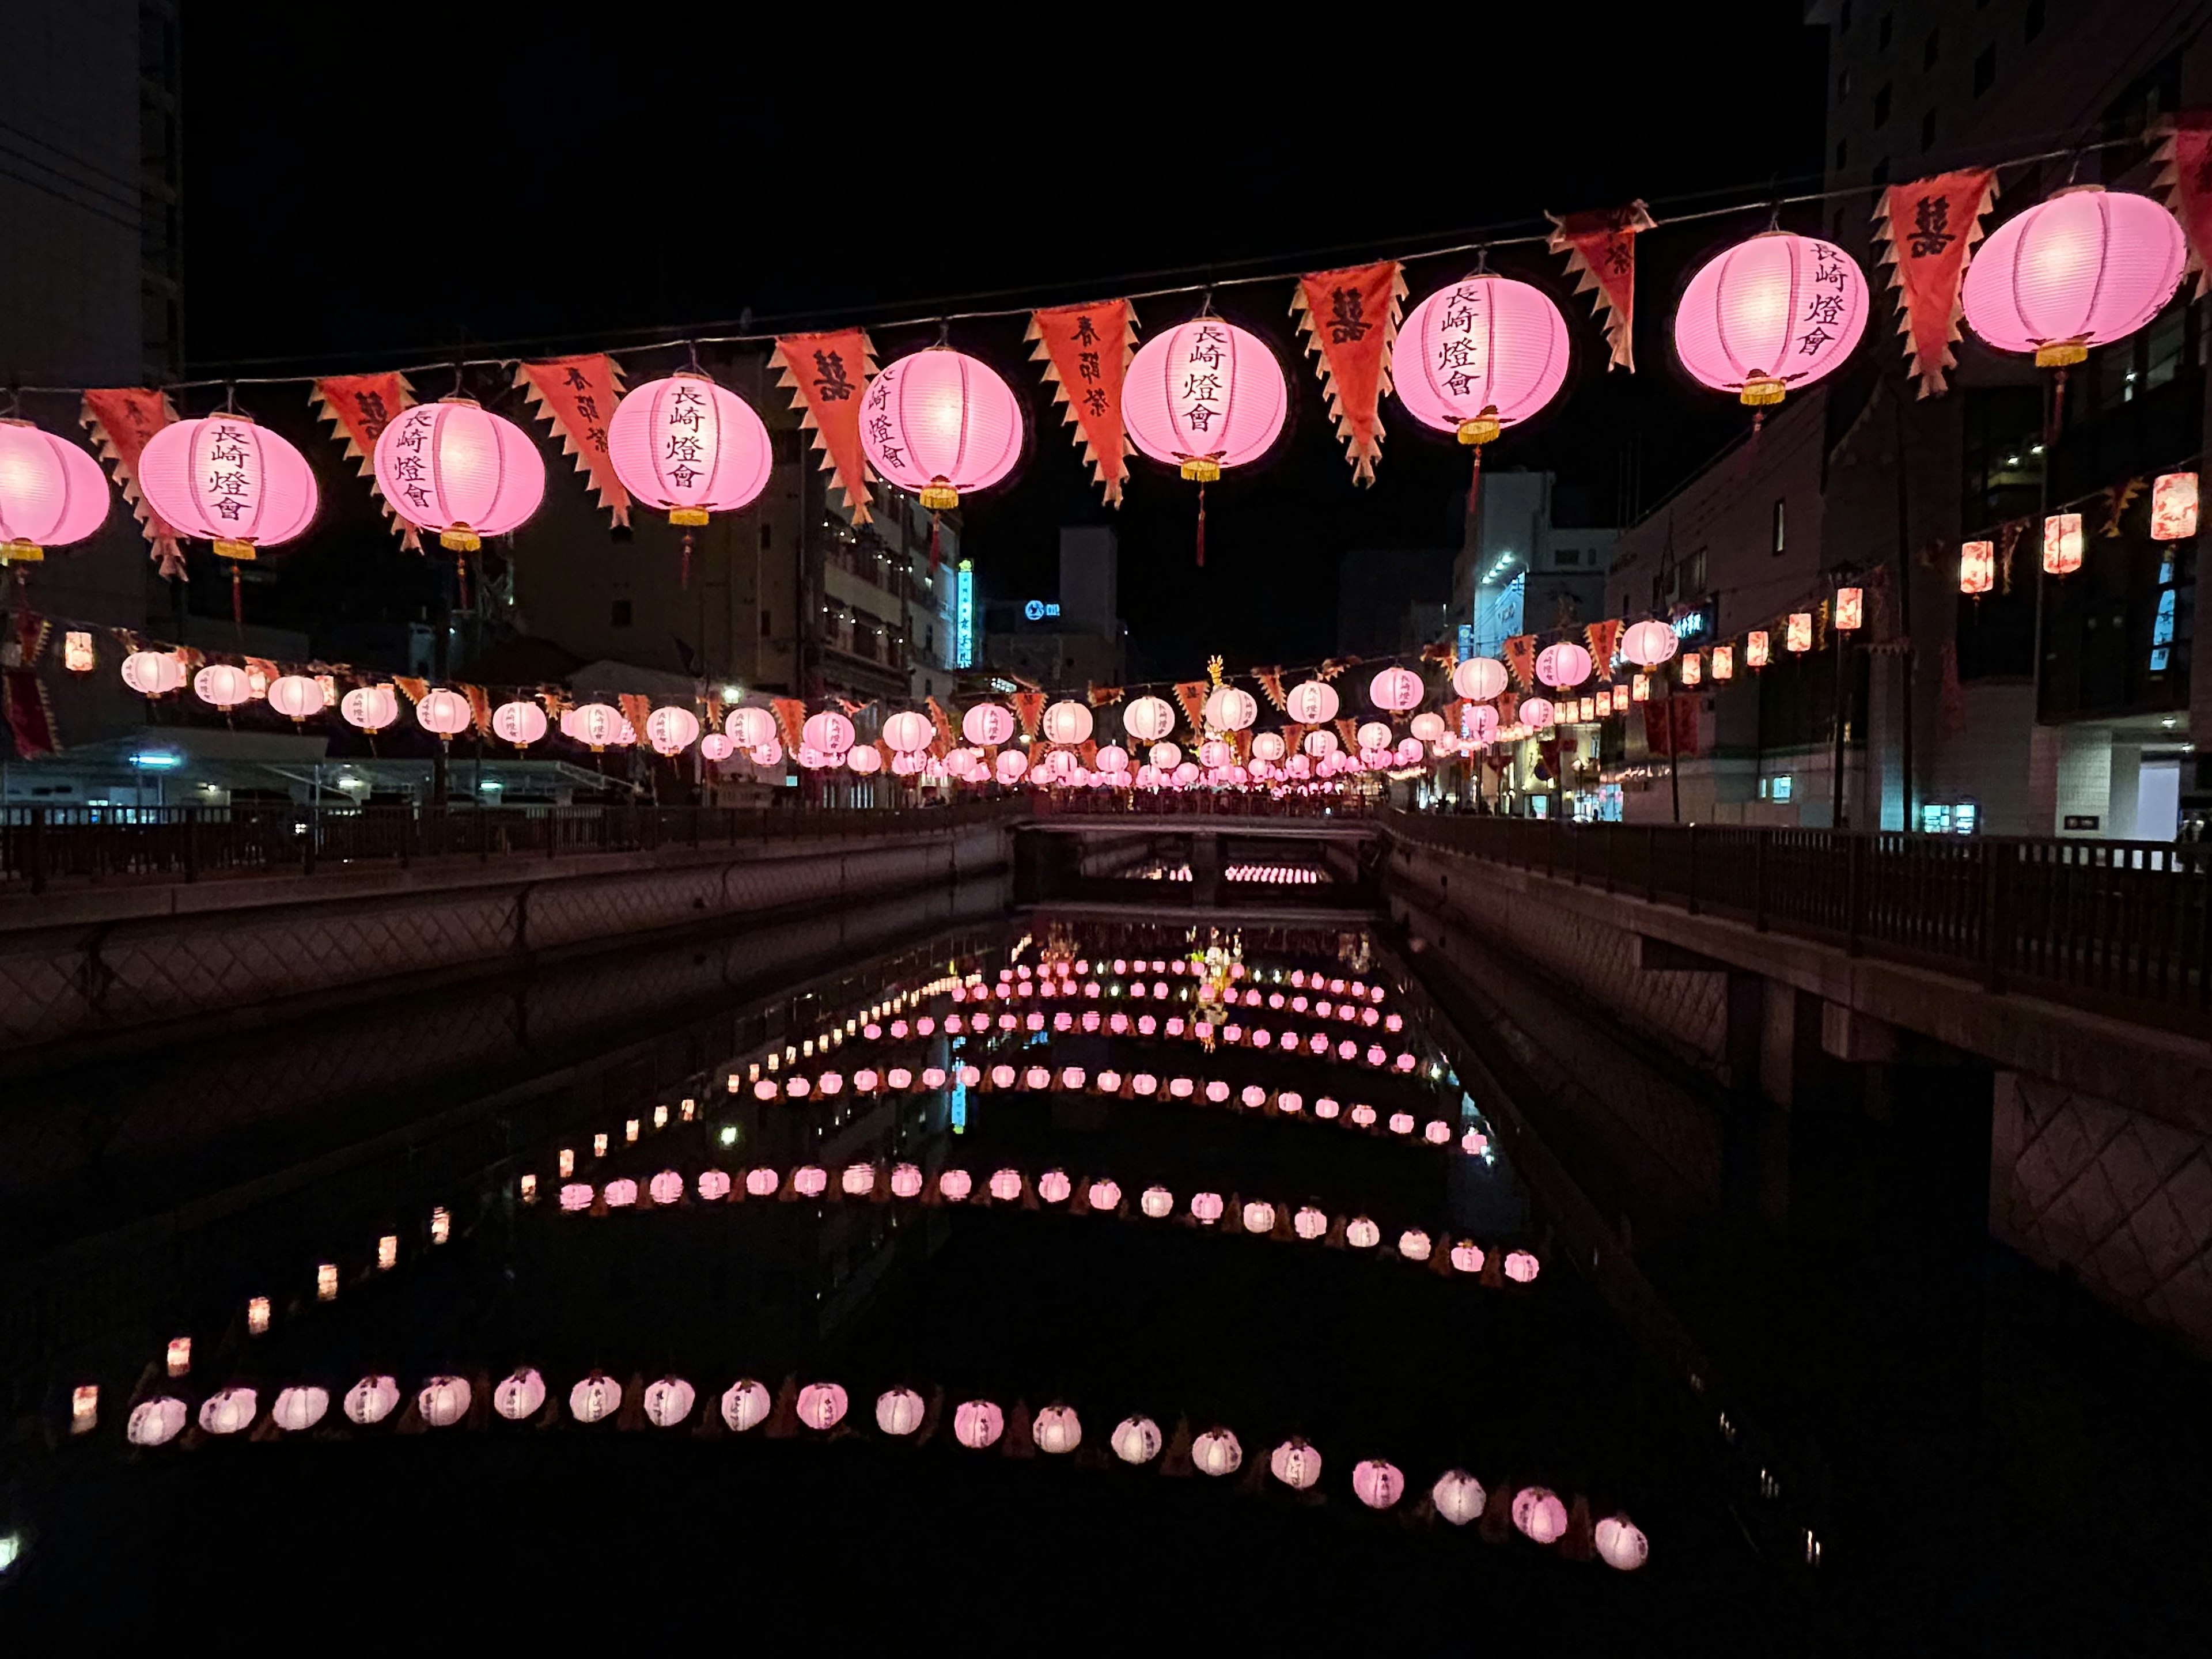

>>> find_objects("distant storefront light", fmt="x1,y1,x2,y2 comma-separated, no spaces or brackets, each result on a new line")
955,560,975,668
1021,599,1062,621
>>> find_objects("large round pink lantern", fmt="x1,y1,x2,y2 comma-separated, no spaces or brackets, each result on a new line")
1369,666,1423,713
1621,619,1680,668
994,749,1028,785
726,706,777,749
1675,230,1869,408
846,744,882,775
1203,685,1257,731
138,414,318,562
1123,695,1176,743
415,688,472,740
1962,187,2185,369
1124,316,1288,565
342,684,399,733
1285,679,1340,725
1535,642,1591,688
1395,274,1570,445
193,664,252,709
882,710,934,754
1041,699,1093,745
568,702,624,752
963,702,1016,747
801,710,854,756
1451,657,1508,701
0,421,109,563
267,674,325,724
646,706,701,755
857,349,1024,512
493,699,548,748
607,373,772,524
373,398,546,551
120,651,187,698
700,732,734,763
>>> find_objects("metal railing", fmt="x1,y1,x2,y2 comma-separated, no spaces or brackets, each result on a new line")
1383,810,2211,1030
0,799,1024,893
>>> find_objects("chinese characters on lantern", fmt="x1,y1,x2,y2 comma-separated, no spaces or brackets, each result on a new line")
1179,323,1230,445
1960,539,1994,595
1433,284,1491,403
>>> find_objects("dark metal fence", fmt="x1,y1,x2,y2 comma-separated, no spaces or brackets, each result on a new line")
1031,791,1378,822
0,800,1024,893
1384,810,2210,1030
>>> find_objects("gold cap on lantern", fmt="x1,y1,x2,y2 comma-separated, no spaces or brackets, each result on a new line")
1456,406,1503,446
920,479,960,510
1738,373,1786,407
2035,337,2089,369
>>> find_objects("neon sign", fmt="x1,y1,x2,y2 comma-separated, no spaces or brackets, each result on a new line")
955,560,975,668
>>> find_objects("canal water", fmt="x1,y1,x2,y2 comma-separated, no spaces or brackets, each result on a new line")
2,913,1785,1641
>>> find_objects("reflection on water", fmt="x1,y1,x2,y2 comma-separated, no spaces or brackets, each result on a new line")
1,911,1775,1638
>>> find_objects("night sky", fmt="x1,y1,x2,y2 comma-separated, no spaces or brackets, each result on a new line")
183,17,1828,678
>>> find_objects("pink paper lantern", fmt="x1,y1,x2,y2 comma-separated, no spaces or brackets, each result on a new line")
1270,1438,1323,1491
726,706,778,748
1353,1459,1405,1510
138,414,318,558
953,1399,1003,1450
882,709,934,753
373,398,546,551
1124,317,1287,479
1039,698,1093,745
1675,230,1869,407
846,744,882,775
1203,685,1257,731
1122,695,1177,743
416,688,472,738
193,664,252,709
1595,1513,1650,1571
1535,642,1592,688
645,706,701,755
267,674,324,723
1621,619,1679,668
744,1166,779,1198
1302,729,1338,759
121,650,187,698
1433,1469,1487,1526
1963,188,2184,367
802,710,854,755
1519,696,1556,729
858,349,1024,510
722,1379,772,1431
994,749,1028,784
797,1381,848,1431
1094,743,1130,774
607,373,771,523
1395,274,1570,441
1512,1486,1569,1544
567,702,624,751
341,683,399,732
0,420,109,559
1452,657,1508,700
493,699,548,747
1369,666,1423,712
963,702,1016,747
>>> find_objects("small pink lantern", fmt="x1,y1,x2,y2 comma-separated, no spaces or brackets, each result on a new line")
1433,1469,1487,1526
953,1399,1003,1449
1270,1437,1323,1491
415,688,472,739
802,710,855,755
1122,695,1177,743
418,1377,472,1429
1512,1486,1569,1544
1040,699,1094,744
1139,1185,1174,1218
698,1169,732,1201
1346,1216,1381,1249
1191,1427,1243,1477
1963,188,2184,368
1398,1228,1433,1260
121,650,187,698
0,419,109,563
797,1381,849,1431
342,687,396,734
645,706,701,755
138,414,318,561
193,664,252,709
1353,1459,1405,1510
494,1368,548,1421
846,744,882,775
266,674,324,724
1087,1177,1122,1210
1369,665,1423,712
1621,619,1679,668
607,372,772,524
1674,230,1869,407
722,1379,772,1432
890,1163,923,1199
568,702,625,751
643,1376,696,1429
875,1387,926,1436
938,1168,973,1202
882,709,935,753
343,1376,400,1427
373,398,546,552
1535,641,1592,688
1451,657,1508,701
1112,1415,1163,1465
1032,1403,1081,1455
648,1169,683,1205
493,699,549,748
127,1396,189,1447
2043,513,2084,577
1203,685,1257,731
1285,679,1340,724
1504,1249,1541,1283
858,348,1024,512
726,706,778,748
791,1165,828,1198
963,702,1016,747
1595,1513,1650,1571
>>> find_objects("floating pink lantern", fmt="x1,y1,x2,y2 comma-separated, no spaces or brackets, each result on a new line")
796,1381,848,1431
994,749,1028,784
876,1387,926,1436
802,710,854,755
1513,1486,1569,1544
846,744,882,775
120,650,186,698
1112,1415,1163,1464
939,1168,973,1202
1270,1438,1323,1491
415,688,472,739
1409,711,1446,743
722,1379,772,1433
1355,720,1391,751
1094,743,1130,774
1037,698,1092,745
890,1163,923,1199
1353,1459,1405,1510
1433,1469,1486,1526
1519,696,1556,729
1369,665,1423,712
1285,679,1341,725
607,372,772,529
1125,316,1288,564
1396,272,1571,446
1595,1513,1650,1571
726,706,778,748
1191,1427,1243,1477
698,1169,732,1201
1621,619,1679,668
266,674,324,724
1452,657,1508,701
127,1396,188,1447
138,414,318,563
1675,230,1868,409
645,706,701,755
418,1377,472,1429
953,1399,1003,1450
0,420,108,564
493,699,549,748
374,398,545,551
1504,1249,1541,1284
271,1385,329,1433
1535,641,1592,688
882,709,935,753
1032,1404,1082,1455
1119,695,1173,743
963,702,1016,747
568,702,624,752
494,1368,548,1421
2152,472,2199,541
193,664,252,709
643,1376,695,1429
1302,729,1339,759
1087,1177,1122,1210
857,348,1024,513
1398,1228,1433,1261
1964,188,2184,369
1203,685,1257,730
342,1375,399,1427
1140,1185,1174,1218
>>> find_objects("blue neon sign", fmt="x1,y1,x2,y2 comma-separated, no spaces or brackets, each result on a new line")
955,561,975,668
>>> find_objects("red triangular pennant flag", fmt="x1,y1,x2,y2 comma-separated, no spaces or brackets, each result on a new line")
1872,170,1998,397
2153,114,2212,299
80,389,182,576
1290,260,1405,483
772,329,876,524
311,373,420,550
1027,300,1134,505
516,354,631,527
1546,202,1654,372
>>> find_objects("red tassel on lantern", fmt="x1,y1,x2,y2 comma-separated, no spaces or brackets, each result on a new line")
1194,485,1206,568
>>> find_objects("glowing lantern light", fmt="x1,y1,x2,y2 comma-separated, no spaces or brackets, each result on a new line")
939,1168,972,1202
1410,711,1447,743
193,664,252,709
955,1400,1004,1449
1369,665,1423,712
1353,1459,1405,1510
1505,1249,1541,1283
2043,513,2084,576
646,706,701,755
1513,1486,1570,1544
1126,317,1286,483
1270,1438,1323,1491
1086,1178,1121,1210
567,702,624,751
726,706,778,748
1622,619,1679,668
495,1368,547,1421
607,372,771,527
1962,187,2184,368
802,710,854,755
344,1375,400,1427
122,650,187,698
2152,473,2198,541
1346,1217,1381,1249
1746,630,1771,669
1285,679,1342,726
272,1385,328,1433
1520,696,1556,729
846,744,882,775
797,1381,848,1431
1834,586,1863,631
266,674,323,724
1032,1404,1082,1455
1140,1185,1175,1219
722,1380,772,1433
698,1169,732,1200
1451,657,1509,702
1202,685,1257,731
1095,743,1131,774
0,419,109,562
1122,695,1177,743
1451,1240,1486,1274
1192,1427,1243,1477
1242,1200,1276,1233
857,349,1024,512
1535,642,1592,688
876,1387,926,1437
1399,1228,1432,1261
1679,654,1702,688
1596,1514,1650,1571
1041,699,1094,745
1112,1415,1162,1464
988,1167,1024,1202
963,702,1016,747
139,414,318,560
415,688,472,739
476,700,543,753
417,1376,472,1428
1786,612,1814,653
373,399,546,552
882,709,934,753
1433,1469,1487,1526
127,1397,189,1447
1711,645,1735,680
643,1377,695,1429
1674,230,1869,407
1147,741,1182,771
791,1165,827,1198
